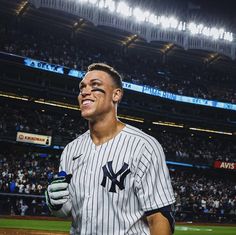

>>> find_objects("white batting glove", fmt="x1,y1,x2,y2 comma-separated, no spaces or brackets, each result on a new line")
46,172,72,211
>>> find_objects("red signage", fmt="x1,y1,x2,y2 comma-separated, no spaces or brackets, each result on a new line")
214,161,236,170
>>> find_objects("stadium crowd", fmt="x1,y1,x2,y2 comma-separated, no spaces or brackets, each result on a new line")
0,151,57,195
0,103,87,144
0,104,235,164
159,131,235,164
172,170,236,222
0,150,58,216
0,21,236,104
0,151,235,222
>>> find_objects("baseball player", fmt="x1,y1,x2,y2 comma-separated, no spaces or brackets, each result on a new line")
46,63,175,235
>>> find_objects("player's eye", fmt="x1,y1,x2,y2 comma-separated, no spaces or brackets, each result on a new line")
91,82,100,87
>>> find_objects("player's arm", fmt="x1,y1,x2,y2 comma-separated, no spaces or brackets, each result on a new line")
146,205,175,235
46,146,72,217
135,139,176,234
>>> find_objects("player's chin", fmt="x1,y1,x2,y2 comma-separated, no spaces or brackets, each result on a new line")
81,110,94,120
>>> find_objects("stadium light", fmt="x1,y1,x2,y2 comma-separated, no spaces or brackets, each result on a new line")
188,22,205,35
197,24,204,33
34,100,79,110
202,26,210,37
133,7,143,22
158,16,169,28
224,32,233,42
152,121,184,128
117,2,132,17
187,22,233,41
169,17,178,29
189,127,232,135
0,93,28,101
104,0,116,12
98,0,105,8
157,16,179,29
118,115,144,123
178,21,186,31
147,14,158,25
133,8,150,22
78,0,234,42
16,0,29,16
79,0,89,3
211,27,220,40
188,22,198,35
88,0,98,4
218,28,225,39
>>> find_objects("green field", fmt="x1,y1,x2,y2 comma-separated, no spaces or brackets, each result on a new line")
0,218,70,232
175,224,236,234
0,218,236,234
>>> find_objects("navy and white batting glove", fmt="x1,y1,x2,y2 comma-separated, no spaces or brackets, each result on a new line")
46,171,72,211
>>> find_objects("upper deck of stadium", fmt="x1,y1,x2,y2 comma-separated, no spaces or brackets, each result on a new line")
0,0,236,72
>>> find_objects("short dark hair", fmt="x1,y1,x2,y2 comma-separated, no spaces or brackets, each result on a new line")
87,63,123,90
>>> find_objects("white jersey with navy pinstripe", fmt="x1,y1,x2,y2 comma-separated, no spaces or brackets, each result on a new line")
59,124,175,235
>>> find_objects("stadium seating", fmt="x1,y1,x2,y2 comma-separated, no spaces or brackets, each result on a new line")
0,103,235,164
0,21,235,104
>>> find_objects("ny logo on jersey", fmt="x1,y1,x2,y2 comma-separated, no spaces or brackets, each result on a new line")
101,161,131,193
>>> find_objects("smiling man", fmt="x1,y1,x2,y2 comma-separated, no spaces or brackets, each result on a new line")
46,63,175,235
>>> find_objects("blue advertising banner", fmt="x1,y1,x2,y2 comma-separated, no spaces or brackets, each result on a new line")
1,52,235,111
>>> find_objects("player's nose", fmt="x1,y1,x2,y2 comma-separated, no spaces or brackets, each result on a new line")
80,86,92,97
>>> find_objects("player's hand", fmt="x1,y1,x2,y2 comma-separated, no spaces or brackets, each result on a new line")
45,171,72,211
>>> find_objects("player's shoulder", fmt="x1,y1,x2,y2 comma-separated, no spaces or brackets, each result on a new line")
124,124,162,151
64,130,90,150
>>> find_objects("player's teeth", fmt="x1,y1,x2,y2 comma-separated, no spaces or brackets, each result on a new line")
83,100,92,105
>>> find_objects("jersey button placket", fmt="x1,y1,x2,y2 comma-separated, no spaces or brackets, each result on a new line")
85,148,96,232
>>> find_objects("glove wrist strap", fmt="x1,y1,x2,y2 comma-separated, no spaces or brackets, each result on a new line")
45,191,63,211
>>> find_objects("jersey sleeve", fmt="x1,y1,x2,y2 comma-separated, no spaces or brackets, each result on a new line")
59,144,72,174
134,139,175,212
59,145,68,173
51,144,72,217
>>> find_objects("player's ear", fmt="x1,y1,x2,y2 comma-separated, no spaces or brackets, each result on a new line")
112,88,123,103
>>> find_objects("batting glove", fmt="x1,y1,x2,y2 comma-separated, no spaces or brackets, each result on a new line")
46,171,72,211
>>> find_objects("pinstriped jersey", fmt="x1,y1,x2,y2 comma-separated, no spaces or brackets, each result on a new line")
59,124,175,235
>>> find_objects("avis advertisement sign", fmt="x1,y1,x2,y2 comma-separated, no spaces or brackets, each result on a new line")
214,160,236,170
16,132,52,146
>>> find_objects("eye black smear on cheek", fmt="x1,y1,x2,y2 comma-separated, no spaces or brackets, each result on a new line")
91,88,106,94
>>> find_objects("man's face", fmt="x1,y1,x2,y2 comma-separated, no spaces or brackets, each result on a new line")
78,70,121,121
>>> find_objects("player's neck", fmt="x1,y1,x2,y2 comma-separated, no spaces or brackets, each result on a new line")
89,116,125,146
